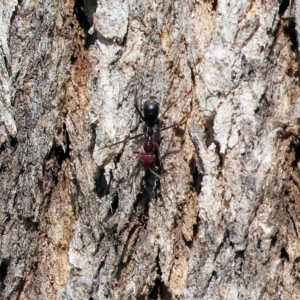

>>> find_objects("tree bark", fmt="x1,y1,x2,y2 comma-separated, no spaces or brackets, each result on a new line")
0,0,300,299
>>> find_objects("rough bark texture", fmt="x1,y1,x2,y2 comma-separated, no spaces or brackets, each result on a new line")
0,0,300,299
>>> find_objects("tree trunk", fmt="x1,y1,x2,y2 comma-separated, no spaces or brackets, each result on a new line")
0,0,299,299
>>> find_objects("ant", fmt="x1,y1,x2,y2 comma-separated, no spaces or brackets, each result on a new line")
132,99,182,180
97,98,183,187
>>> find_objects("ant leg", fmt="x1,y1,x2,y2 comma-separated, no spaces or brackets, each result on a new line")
154,142,164,175
149,168,161,179
149,166,170,202
134,104,146,123
153,142,168,193
153,143,175,202
132,78,145,123
94,131,145,151
133,139,145,155
161,101,176,117
157,117,187,134
129,165,142,193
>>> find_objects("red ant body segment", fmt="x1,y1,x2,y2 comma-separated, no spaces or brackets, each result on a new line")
137,127,159,171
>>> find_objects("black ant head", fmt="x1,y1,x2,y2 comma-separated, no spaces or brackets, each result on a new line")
143,98,159,127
